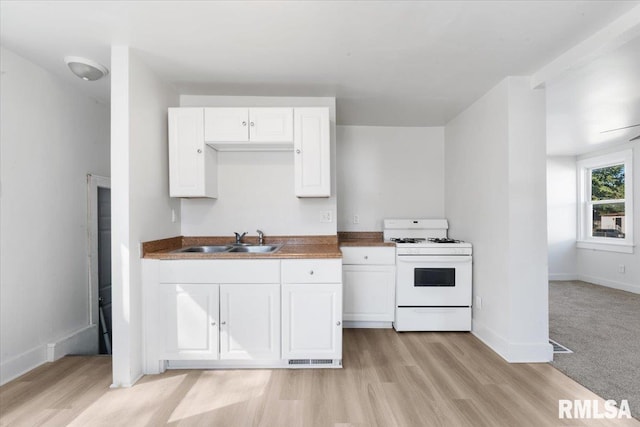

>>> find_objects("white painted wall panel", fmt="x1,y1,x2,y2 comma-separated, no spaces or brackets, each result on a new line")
0,47,109,384
336,126,445,231
546,156,578,280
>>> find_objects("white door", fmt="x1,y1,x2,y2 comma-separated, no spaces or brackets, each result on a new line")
204,108,249,141
169,108,206,197
282,283,342,359
343,266,395,322
294,107,330,197
249,108,293,142
161,283,219,360
219,284,280,360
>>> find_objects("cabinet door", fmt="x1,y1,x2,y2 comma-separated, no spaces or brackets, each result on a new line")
161,284,219,360
294,108,331,197
249,108,293,142
204,108,249,141
343,266,395,322
169,108,217,198
282,283,342,360
219,284,280,360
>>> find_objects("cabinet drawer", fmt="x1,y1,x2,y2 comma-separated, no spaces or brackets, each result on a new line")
159,260,280,283
341,246,395,265
281,259,342,283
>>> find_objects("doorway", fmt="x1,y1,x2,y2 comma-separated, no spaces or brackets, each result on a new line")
88,175,111,354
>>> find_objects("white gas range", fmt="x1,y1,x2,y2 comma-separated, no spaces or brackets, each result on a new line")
384,219,472,332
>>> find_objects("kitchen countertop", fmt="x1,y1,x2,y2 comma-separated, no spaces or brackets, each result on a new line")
338,232,395,247
143,235,342,260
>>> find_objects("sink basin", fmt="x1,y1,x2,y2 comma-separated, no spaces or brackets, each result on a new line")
172,245,232,253
228,245,282,253
171,244,282,254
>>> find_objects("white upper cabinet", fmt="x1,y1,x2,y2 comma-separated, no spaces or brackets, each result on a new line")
168,108,218,198
294,107,331,197
204,107,293,149
204,108,249,142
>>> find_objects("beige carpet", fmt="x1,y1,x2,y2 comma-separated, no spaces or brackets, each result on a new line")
549,280,640,419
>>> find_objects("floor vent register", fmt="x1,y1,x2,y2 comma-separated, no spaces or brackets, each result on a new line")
549,339,573,354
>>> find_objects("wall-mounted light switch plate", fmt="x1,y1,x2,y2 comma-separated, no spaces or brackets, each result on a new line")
320,210,332,223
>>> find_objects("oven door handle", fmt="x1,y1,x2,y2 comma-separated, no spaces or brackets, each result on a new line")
397,256,472,263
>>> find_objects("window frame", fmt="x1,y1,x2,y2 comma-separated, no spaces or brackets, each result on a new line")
576,149,634,253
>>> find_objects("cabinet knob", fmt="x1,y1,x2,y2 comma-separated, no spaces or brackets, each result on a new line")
364,256,368,260
309,270,314,275
197,149,202,154
296,149,301,154
250,121,255,127
221,321,226,325
242,121,247,126
336,321,341,326
211,321,216,326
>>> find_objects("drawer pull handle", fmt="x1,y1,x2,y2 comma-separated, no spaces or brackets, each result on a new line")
221,321,226,325
309,270,314,275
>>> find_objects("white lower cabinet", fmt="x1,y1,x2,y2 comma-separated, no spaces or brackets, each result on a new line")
146,258,342,370
219,284,280,360
281,259,343,360
281,283,342,360
341,246,396,324
161,283,220,360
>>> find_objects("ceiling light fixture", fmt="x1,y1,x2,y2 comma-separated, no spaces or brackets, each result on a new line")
64,56,109,81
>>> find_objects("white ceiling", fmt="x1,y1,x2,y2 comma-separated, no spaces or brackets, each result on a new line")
546,35,640,155
1,1,638,127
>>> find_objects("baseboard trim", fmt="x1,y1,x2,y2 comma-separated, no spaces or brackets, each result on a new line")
0,345,47,386
548,273,578,281
472,320,553,363
343,321,393,329
47,324,99,362
578,274,640,294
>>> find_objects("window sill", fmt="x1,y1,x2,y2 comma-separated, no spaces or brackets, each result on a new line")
576,240,635,254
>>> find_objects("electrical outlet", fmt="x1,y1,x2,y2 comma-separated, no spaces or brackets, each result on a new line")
618,264,626,274
320,210,332,223
475,296,482,309
171,209,177,223
353,214,360,224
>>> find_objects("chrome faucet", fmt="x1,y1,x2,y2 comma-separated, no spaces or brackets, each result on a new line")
234,232,247,245
256,229,264,246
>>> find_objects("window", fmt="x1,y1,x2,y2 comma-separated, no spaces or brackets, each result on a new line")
577,150,633,253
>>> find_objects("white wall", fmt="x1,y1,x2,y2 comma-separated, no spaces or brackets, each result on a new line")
111,47,180,387
0,47,110,384
179,96,337,237
576,142,640,294
547,156,578,280
336,126,445,231
445,76,552,363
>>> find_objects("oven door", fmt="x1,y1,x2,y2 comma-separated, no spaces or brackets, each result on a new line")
396,255,472,306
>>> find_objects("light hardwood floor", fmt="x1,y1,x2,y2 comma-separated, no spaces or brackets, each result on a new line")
1,329,638,426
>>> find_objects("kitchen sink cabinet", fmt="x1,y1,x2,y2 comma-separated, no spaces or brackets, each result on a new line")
168,108,218,198
160,283,220,360
143,258,342,372
219,284,280,360
281,259,342,360
204,107,294,148
294,107,331,197
341,247,396,325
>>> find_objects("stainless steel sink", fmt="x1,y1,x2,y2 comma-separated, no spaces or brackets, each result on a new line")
228,245,282,253
172,244,282,254
172,245,232,253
